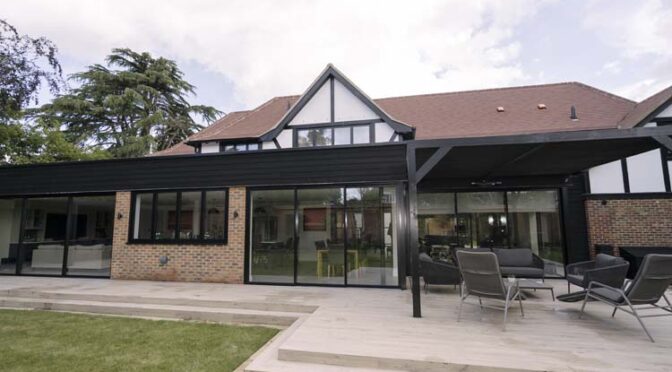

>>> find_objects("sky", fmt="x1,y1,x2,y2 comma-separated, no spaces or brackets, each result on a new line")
3,0,672,116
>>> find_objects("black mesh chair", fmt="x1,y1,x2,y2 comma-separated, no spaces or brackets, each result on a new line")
566,254,629,293
419,253,461,293
456,250,524,330
579,254,672,342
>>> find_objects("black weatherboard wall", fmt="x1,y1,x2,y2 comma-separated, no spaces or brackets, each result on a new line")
0,144,407,196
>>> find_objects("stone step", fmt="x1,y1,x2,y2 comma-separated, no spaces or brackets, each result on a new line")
0,296,302,327
0,289,316,314
243,317,401,372
277,347,542,372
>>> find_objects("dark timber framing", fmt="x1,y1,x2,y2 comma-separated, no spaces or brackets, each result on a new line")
260,64,413,142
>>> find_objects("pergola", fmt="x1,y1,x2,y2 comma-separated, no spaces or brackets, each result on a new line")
406,125,672,317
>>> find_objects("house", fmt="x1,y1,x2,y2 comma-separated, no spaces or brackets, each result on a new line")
1,65,671,295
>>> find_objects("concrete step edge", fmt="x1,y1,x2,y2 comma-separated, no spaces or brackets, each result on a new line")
277,347,544,372
0,289,317,314
0,297,300,327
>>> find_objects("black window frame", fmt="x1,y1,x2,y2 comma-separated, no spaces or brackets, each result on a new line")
128,188,229,245
291,121,380,148
219,142,262,153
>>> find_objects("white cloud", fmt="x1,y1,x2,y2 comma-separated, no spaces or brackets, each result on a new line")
583,0,672,100
2,0,546,107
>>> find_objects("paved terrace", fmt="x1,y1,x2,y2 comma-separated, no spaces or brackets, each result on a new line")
0,277,670,371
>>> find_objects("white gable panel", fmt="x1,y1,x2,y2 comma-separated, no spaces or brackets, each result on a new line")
201,142,220,154
655,103,672,118
289,82,331,125
262,141,277,150
334,79,379,122
375,122,395,143
627,149,666,192
276,129,293,148
588,160,624,194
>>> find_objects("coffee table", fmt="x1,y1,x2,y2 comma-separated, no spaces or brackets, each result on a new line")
517,279,555,301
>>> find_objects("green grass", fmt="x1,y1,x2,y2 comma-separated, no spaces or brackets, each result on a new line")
0,309,278,372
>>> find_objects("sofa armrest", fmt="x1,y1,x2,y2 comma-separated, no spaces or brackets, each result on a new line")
421,260,461,284
532,253,545,269
566,260,595,275
582,262,629,289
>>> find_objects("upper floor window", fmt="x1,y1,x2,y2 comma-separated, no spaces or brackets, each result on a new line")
130,189,228,244
222,143,260,152
296,124,372,148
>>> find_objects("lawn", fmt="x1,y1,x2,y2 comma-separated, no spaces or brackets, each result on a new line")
0,309,278,372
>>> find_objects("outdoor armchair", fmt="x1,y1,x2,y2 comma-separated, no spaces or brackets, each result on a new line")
419,253,461,293
492,248,545,279
456,250,524,330
579,254,672,342
566,254,629,293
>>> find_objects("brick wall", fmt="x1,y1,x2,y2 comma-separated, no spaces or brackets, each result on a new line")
585,197,672,256
111,188,246,283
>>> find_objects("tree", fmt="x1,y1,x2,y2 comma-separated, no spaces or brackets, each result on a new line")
36,48,222,158
0,19,64,121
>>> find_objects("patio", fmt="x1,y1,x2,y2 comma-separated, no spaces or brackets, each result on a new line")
0,276,670,371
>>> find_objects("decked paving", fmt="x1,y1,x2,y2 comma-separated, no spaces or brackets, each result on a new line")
0,277,670,371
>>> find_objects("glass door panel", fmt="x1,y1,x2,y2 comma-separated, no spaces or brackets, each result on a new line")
20,197,69,275
67,195,115,277
249,189,295,283
457,192,507,248
507,190,564,277
296,188,345,285
0,198,23,275
346,187,397,286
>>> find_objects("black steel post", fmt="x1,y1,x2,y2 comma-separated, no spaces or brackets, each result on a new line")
406,143,421,317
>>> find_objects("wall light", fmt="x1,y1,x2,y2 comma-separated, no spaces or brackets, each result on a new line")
117,212,124,220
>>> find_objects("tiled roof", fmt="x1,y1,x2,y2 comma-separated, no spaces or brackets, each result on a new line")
154,81,672,156
617,85,672,128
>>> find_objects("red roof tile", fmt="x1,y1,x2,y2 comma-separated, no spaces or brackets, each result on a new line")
156,81,670,156
617,85,672,128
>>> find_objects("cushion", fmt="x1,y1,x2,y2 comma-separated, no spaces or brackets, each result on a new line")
493,248,533,267
566,273,585,286
590,287,624,303
594,254,623,268
500,266,544,278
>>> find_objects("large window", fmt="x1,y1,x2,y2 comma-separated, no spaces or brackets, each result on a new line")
417,190,565,277
0,194,116,277
130,189,228,244
248,185,399,287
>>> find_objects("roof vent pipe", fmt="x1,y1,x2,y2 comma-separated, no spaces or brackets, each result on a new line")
570,105,578,121
496,106,505,112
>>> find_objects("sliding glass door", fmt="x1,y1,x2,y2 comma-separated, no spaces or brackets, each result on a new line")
296,188,345,285
248,185,400,287
0,198,23,275
249,189,295,284
417,189,565,277
0,194,116,277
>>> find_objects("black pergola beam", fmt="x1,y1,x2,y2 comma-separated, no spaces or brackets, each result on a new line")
483,144,545,178
406,143,421,318
411,125,672,149
416,146,453,183
653,135,672,152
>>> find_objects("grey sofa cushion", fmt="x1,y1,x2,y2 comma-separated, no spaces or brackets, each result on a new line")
566,273,584,286
591,287,624,303
500,266,544,278
595,253,624,268
493,248,533,267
